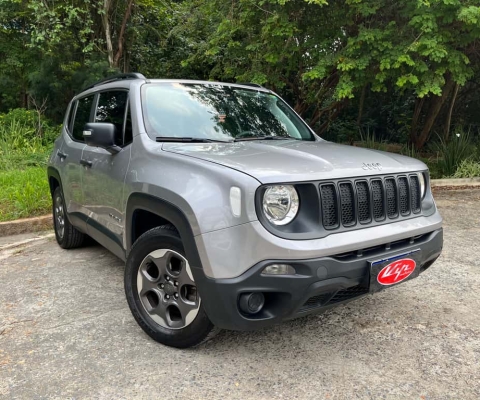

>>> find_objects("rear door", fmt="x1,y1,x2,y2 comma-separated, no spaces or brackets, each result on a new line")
59,95,95,230
82,90,132,255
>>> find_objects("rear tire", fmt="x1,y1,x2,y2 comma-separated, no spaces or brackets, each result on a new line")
52,186,85,249
124,225,218,348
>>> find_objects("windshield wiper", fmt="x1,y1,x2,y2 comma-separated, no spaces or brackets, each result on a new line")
156,137,233,143
234,136,295,142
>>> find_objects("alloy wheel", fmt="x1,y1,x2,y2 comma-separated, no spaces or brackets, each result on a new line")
136,249,200,329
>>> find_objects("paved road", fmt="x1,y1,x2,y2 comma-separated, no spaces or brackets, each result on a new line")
1,189,479,399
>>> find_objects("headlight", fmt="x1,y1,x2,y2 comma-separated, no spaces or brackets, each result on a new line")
418,172,426,199
262,185,299,225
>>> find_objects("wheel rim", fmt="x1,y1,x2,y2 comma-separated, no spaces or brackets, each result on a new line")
136,249,201,330
54,195,65,239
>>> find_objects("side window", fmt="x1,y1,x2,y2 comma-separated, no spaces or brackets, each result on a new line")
95,91,128,146
72,95,94,141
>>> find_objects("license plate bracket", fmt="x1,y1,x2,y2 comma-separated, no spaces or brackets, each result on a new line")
369,250,422,293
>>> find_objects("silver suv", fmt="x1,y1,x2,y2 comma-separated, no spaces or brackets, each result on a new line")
48,73,443,348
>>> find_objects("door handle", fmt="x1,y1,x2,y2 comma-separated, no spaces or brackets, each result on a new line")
80,159,92,168
57,150,67,160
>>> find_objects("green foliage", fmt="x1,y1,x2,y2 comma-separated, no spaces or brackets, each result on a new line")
453,159,480,178
0,108,53,220
452,159,480,178
0,109,55,170
358,128,389,151
435,131,475,177
0,167,51,221
0,108,59,143
401,143,420,159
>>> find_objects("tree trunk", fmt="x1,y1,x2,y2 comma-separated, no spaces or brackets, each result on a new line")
315,101,346,136
411,76,455,149
410,97,425,140
443,83,459,141
102,0,114,68
113,0,134,69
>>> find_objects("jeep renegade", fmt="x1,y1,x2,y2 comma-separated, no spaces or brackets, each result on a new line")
48,73,443,348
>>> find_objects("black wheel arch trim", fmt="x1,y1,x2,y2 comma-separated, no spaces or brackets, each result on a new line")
125,193,204,271
47,166,63,195
125,193,230,327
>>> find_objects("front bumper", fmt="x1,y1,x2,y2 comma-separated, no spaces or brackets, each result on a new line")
194,228,443,331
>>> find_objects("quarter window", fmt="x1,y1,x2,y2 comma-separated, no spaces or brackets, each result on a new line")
72,95,94,141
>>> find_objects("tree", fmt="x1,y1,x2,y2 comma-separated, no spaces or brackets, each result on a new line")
0,0,40,110
181,0,480,147
329,0,480,148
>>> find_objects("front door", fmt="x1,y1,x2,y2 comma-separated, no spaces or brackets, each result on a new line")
82,90,132,255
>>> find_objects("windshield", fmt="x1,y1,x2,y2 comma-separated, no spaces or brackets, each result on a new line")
141,83,315,142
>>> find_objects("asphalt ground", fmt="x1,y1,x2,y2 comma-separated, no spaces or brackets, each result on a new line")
1,189,479,399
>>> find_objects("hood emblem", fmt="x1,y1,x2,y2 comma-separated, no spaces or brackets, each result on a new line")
362,162,382,171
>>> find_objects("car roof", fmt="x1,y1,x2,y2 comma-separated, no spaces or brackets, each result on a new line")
77,74,270,99
146,79,269,92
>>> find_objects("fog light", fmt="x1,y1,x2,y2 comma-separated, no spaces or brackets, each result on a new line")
262,264,296,275
239,292,265,315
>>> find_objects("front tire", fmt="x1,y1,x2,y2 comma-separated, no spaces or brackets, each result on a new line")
124,225,217,348
52,186,85,249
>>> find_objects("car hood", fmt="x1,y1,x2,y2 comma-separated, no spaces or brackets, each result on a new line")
162,140,427,184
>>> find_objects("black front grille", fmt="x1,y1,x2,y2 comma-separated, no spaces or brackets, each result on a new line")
410,175,421,213
385,178,398,218
318,174,422,230
398,177,409,215
356,181,371,223
371,179,385,220
339,183,355,226
320,184,338,228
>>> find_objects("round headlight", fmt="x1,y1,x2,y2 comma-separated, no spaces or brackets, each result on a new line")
418,172,426,198
262,185,299,225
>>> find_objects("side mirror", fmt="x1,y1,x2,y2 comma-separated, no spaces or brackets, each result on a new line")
83,123,121,154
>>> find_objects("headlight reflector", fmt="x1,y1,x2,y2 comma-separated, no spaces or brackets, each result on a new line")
418,172,426,199
262,185,299,225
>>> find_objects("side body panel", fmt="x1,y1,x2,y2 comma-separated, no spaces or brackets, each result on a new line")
82,141,131,251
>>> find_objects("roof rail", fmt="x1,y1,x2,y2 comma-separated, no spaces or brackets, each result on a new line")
83,73,146,91
237,82,264,88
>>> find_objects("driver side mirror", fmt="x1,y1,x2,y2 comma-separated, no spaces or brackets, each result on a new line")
83,122,121,154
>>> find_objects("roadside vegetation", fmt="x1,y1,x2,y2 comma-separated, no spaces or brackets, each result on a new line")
1,0,480,221
0,109,57,221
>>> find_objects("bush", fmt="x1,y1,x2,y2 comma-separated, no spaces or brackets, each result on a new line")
435,130,475,177
452,159,480,178
0,108,60,146
0,108,58,170
358,127,389,151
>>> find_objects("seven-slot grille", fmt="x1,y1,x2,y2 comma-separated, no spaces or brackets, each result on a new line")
320,175,422,230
